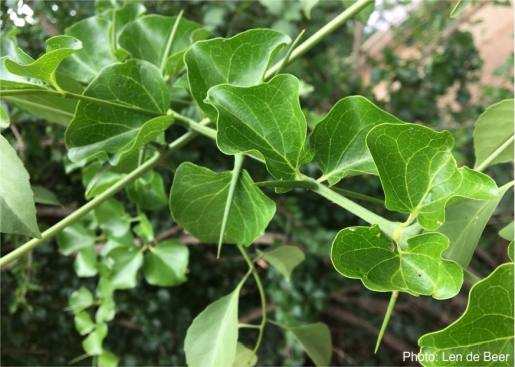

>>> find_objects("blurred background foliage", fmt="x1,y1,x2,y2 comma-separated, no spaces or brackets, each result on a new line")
1,0,513,366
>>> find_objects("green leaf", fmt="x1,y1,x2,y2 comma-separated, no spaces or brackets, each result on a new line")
0,135,41,238
436,181,512,268
105,246,143,290
69,287,94,313
133,213,154,243
59,17,117,84
301,0,319,19
499,221,514,241
5,36,82,91
74,311,96,335
83,322,108,356
450,0,473,18
0,48,46,89
74,246,98,278
184,283,243,367
98,351,119,367
99,1,146,53
508,242,514,262
31,185,62,206
94,199,131,238
126,172,168,210
0,103,9,129
233,342,257,367
119,15,209,73
143,240,189,287
170,162,276,245
65,60,172,164
367,124,497,230
258,245,305,282
418,263,514,366
280,322,332,367
473,99,514,170
331,225,463,299
185,29,290,120
310,96,402,185
95,278,115,323
208,74,310,183
343,0,375,24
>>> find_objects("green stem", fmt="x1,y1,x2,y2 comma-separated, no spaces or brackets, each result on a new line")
273,29,306,78
375,291,399,353
0,89,162,118
171,111,217,139
312,181,399,238
218,154,245,258
463,269,481,284
238,245,267,357
330,186,385,205
160,10,184,74
253,180,317,190
265,0,374,79
474,136,514,172
239,323,261,329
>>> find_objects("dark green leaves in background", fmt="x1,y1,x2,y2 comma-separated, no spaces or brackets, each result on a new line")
170,162,275,246
186,29,290,120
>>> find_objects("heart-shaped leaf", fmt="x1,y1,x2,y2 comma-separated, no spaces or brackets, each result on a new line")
170,162,275,246
208,74,310,182
185,29,290,120
105,246,143,290
143,240,189,287
69,287,94,313
435,181,512,268
59,17,117,84
65,59,172,164
119,15,210,74
473,99,514,169
310,96,402,185
418,263,514,366
5,36,82,91
0,135,41,238
367,124,497,230
331,225,462,299
184,283,243,367
258,245,305,282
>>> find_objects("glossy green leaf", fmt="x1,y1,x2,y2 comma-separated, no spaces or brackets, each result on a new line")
499,221,514,241
83,322,108,356
94,199,131,238
99,1,146,53
170,162,275,246
5,36,82,91
450,0,473,18
208,74,310,182
105,246,143,290
0,135,41,238
126,172,168,210
57,221,94,256
119,15,209,73
332,225,462,299
74,311,95,335
418,263,514,366
185,29,290,120
133,213,154,243
143,240,189,287
74,246,98,278
184,283,243,367
98,351,119,367
0,103,9,129
65,59,172,164
473,99,514,169
367,124,497,230
233,342,257,367
310,96,402,185
31,185,62,206
259,246,305,282
0,47,46,89
59,17,117,84
69,287,94,313
508,242,514,262
281,322,332,367
436,181,512,268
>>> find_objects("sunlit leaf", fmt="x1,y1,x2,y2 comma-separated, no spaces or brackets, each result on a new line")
418,263,514,366
0,135,41,238
83,322,108,356
143,240,189,287
233,342,257,367
258,245,305,282
74,311,95,336
186,29,290,120
332,225,462,299
310,96,402,185
208,74,310,183
170,162,275,246
98,350,119,367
